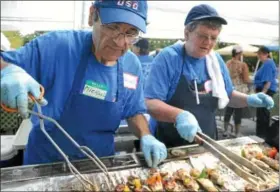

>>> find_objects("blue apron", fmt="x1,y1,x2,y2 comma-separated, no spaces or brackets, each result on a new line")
24,35,124,164
155,45,218,148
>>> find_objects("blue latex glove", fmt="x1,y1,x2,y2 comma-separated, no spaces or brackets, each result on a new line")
1,64,48,118
175,110,202,142
140,134,167,168
247,93,274,109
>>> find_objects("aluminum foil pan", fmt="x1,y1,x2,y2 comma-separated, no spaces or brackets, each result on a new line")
1,136,277,191
2,156,272,191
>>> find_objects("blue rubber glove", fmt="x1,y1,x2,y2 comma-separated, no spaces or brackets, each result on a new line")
1,64,48,118
140,134,167,168
175,111,202,142
247,93,274,110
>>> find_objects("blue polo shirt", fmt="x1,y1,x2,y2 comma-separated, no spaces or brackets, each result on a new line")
254,59,278,92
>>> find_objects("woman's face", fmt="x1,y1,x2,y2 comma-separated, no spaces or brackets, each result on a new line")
185,25,221,58
257,52,269,61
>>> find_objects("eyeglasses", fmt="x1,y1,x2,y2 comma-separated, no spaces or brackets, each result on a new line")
100,23,140,45
194,31,218,43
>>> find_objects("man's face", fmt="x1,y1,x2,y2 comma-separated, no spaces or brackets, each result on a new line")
186,25,220,58
93,17,139,62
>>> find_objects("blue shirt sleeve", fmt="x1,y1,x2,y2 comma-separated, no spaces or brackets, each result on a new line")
122,52,147,119
144,47,180,102
215,53,234,97
0,32,62,89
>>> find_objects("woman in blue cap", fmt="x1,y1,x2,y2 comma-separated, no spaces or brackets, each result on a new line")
0,0,167,168
145,4,274,147
254,46,278,139
132,38,154,88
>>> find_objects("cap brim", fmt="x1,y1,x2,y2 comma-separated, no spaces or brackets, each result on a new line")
99,8,146,33
193,15,228,25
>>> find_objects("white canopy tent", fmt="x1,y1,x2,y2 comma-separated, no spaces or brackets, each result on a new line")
1,1,279,46
216,44,259,57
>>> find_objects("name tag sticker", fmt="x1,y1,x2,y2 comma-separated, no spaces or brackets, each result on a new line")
123,73,138,90
82,80,108,100
204,80,212,93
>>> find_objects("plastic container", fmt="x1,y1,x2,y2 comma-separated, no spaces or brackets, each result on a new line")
1,135,18,168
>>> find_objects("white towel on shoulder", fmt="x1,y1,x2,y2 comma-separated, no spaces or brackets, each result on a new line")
205,51,229,109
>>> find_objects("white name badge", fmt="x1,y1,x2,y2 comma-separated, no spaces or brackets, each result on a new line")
82,80,108,100
123,73,138,90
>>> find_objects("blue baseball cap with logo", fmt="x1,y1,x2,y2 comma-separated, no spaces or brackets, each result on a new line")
94,0,148,33
184,4,227,25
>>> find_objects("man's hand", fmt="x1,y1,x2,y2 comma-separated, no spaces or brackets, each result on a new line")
1,64,48,118
247,93,274,109
175,111,202,142
140,134,167,168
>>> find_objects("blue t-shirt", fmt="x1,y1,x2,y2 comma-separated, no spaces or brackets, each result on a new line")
144,43,234,134
138,55,154,84
1,30,146,125
254,59,278,92
145,43,234,102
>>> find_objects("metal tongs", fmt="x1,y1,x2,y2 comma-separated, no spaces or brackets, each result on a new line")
195,132,274,186
1,85,114,191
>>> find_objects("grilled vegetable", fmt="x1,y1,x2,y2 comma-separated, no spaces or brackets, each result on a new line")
263,147,278,159
242,145,279,171
173,168,190,180
160,171,181,192
268,147,278,159
190,168,200,178
115,184,131,192
146,169,163,191
127,175,142,190
206,168,224,187
173,169,199,191
183,177,200,191
197,178,219,192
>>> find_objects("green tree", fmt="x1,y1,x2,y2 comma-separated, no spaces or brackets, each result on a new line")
2,31,24,49
22,31,46,45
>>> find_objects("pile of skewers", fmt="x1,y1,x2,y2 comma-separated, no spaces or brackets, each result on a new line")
62,145,279,192
114,167,229,192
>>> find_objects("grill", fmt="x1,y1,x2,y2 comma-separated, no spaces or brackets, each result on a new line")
1,136,279,192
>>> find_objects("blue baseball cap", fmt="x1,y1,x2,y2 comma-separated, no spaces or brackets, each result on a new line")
94,0,147,33
184,4,227,25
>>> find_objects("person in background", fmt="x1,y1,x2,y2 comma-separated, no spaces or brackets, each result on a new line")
0,0,167,168
132,38,154,88
223,45,251,137
254,46,278,139
144,4,274,148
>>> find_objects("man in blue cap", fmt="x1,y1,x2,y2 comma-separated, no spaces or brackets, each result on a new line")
132,38,154,88
0,0,167,168
145,4,274,147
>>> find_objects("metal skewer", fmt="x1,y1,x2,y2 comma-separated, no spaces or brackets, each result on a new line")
31,101,114,191
195,132,275,186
